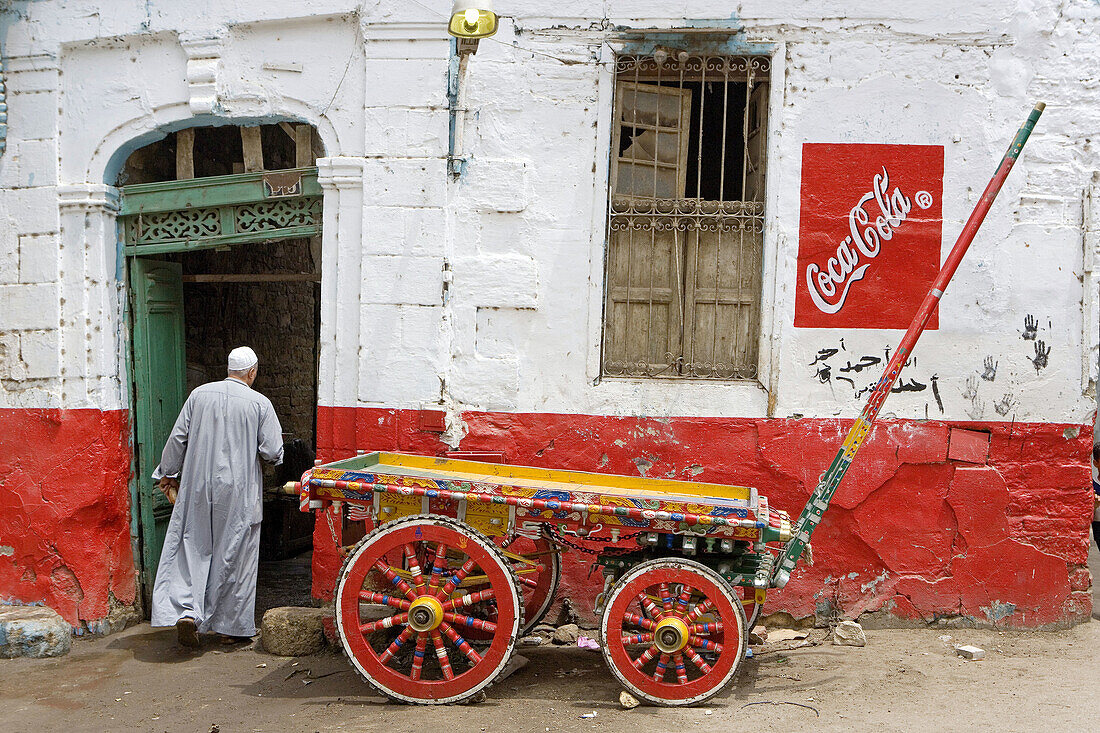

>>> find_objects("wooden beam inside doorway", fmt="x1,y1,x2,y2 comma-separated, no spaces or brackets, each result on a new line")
241,126,264,173
176,128,194,180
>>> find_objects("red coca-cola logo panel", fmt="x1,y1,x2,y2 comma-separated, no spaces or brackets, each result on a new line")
795,143,945,329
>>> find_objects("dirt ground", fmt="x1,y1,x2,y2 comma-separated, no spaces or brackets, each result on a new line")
4,545,1100,733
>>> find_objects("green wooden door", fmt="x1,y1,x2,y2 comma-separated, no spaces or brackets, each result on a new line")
130,258,186,601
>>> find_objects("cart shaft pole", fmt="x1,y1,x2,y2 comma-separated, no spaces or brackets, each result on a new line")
773,103,1046,588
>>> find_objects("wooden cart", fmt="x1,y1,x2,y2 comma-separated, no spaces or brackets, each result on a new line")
299,451,789,705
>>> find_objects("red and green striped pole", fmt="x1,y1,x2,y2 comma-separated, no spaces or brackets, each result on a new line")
772,102,1046,588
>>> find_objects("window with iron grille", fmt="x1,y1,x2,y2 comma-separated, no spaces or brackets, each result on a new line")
601,53,770,380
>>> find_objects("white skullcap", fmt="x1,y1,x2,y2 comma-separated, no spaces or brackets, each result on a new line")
228,346,258,371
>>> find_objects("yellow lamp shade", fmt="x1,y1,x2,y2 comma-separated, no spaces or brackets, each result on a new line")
448,1,498,38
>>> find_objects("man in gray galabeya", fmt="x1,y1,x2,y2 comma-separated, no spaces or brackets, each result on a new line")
151,346,284,647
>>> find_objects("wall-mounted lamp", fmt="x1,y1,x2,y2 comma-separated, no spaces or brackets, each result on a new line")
448,0,497,54
446,1,498,177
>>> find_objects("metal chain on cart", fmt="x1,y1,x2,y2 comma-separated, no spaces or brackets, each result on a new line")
544,523,642,558
323,505,347,556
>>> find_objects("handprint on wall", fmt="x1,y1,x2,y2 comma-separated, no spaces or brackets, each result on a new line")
961,374,980,401
994,393,1017,416
1022,314,1038,340
980,356,997,382
965,397,986,421
1029,340,1050,373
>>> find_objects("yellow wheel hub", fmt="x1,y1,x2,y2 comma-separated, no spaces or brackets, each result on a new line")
408,596,444,632
653,616,690,653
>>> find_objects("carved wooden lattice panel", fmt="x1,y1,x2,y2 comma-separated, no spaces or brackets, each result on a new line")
236,198,323,233
119,167,322,255
126,207,222,245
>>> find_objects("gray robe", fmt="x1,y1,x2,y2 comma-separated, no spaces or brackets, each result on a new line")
150,377,284,637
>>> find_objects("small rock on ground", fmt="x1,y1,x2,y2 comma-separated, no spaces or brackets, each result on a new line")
749,625,768,644
260,606,326,656
832,620,867,647
552,623,581,645
619,691,640,709
0,605,71,658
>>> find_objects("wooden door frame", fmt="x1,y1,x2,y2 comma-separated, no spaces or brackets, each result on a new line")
120,166,323,607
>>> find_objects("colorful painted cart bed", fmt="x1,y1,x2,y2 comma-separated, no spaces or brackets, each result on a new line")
291,104,1044,706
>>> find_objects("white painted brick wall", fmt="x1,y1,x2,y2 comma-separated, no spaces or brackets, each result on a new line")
0,138,60,189
0,332,23,380
0,1,1094,427
361,159,447,208
18,233,58,283
9,188,59,235
451,253,538,309
360,255,444,306
19,330,60,378
6,91,59,141
0,220,16,283
454,160,529,213
357,303,445,404
0,284,59,331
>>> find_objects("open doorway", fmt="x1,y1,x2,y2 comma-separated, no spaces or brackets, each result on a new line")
120,121,323,623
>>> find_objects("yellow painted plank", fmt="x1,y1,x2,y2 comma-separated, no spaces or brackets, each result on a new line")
366,451,752,503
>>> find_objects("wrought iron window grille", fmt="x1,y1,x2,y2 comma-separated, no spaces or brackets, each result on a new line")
601,53,770,381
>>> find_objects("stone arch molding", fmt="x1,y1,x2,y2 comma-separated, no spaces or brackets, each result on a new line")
63,26,360,186
84,99,346,187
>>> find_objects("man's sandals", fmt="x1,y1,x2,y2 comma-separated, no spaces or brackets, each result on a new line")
176,617,200,648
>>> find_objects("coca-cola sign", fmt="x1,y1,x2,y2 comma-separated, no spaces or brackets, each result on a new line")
795,143,944,329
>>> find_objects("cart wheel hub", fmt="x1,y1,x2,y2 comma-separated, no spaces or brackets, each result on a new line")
654,617,690,653
408,596,444,632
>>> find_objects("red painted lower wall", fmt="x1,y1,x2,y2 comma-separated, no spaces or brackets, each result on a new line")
0,404,1088,630
0,408,136,628
313,406,1094,628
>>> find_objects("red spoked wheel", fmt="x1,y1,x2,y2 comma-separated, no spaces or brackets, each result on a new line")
499,532,561,634
335,515,522,704
600,558,745,706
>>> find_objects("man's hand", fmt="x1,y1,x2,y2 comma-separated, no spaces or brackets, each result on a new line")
159,476,180,499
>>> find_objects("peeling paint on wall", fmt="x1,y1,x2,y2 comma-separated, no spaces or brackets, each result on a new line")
0,409,135,628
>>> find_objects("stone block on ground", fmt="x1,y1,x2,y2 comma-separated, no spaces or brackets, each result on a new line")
0,605,71,658
832,620,867,647
955,644,985,660
749,625,768,644
260,606,326,656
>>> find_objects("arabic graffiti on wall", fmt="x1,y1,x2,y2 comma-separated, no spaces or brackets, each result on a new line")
809,338,930,401
795,143,945,329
